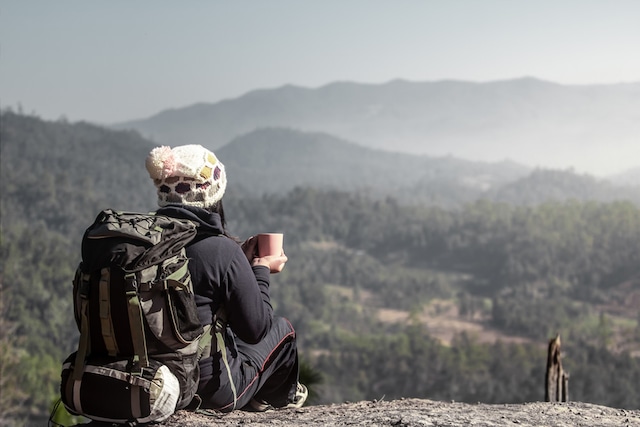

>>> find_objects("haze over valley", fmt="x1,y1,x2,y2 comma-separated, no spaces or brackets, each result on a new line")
113,78,640,178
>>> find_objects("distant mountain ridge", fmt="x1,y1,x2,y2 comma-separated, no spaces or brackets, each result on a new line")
113,78,640,176
217,127,530,207
217,127,640,206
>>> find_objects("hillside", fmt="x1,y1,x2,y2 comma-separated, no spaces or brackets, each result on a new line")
218,127,640,206
112,78,640,176
217,127,530,206
0,112,158,238
3,112,640,425
489,168,640,205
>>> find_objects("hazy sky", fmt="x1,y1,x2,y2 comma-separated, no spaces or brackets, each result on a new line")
2,1,639,124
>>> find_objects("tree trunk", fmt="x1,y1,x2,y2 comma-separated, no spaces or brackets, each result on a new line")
545,334,569,402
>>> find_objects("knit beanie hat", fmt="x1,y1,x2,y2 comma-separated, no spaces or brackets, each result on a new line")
145,144,227,208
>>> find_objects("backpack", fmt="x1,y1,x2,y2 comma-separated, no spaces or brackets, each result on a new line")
60,209,209,424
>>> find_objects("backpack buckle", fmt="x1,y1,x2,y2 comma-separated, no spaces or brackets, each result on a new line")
124,273,138,292
79,275,91,299
127,356,144,378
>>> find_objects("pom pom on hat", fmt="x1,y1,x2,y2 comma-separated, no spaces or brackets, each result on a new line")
146,144,227,208
146,146,176,179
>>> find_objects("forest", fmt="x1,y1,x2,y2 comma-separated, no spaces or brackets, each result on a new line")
1,111,639,425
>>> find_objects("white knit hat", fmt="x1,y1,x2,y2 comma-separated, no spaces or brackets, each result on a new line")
145,144,227,208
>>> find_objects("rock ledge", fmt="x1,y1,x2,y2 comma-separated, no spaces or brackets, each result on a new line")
163,398,640,427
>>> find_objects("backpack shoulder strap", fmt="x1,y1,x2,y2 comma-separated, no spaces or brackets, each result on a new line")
196,306,237,410
214,306,237,410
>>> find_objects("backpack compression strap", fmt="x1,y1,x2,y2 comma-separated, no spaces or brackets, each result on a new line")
196,307,237,411
72,273,92,381
124,272,149,372
98,268,119,356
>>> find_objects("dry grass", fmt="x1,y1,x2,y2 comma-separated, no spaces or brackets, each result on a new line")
377,300,534,346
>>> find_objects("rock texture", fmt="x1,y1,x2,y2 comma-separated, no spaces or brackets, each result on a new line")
161,398,640,427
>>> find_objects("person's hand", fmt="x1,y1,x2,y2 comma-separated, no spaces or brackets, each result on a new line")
243,235,288,273
252,250,288,274
241,235,258,261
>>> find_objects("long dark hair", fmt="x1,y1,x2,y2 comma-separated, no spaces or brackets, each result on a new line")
207,200,240,242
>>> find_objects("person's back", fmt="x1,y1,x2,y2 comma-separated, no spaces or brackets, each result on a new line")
146,144,307,412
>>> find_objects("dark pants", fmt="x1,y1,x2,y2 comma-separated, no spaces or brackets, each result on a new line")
196,316,299,412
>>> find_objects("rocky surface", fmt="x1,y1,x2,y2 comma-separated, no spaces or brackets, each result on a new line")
161,398,640,427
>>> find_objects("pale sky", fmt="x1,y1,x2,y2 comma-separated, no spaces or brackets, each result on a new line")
1,0,639,124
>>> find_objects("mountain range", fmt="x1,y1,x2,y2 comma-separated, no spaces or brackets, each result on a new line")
217,127,640,207
113,78,640,177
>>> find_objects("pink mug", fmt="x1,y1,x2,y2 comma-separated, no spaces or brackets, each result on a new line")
257,233,284,257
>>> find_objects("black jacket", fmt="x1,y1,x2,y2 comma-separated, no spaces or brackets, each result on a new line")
157,204,273,345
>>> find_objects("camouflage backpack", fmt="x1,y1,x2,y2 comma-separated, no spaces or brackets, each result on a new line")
60,209,208,424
